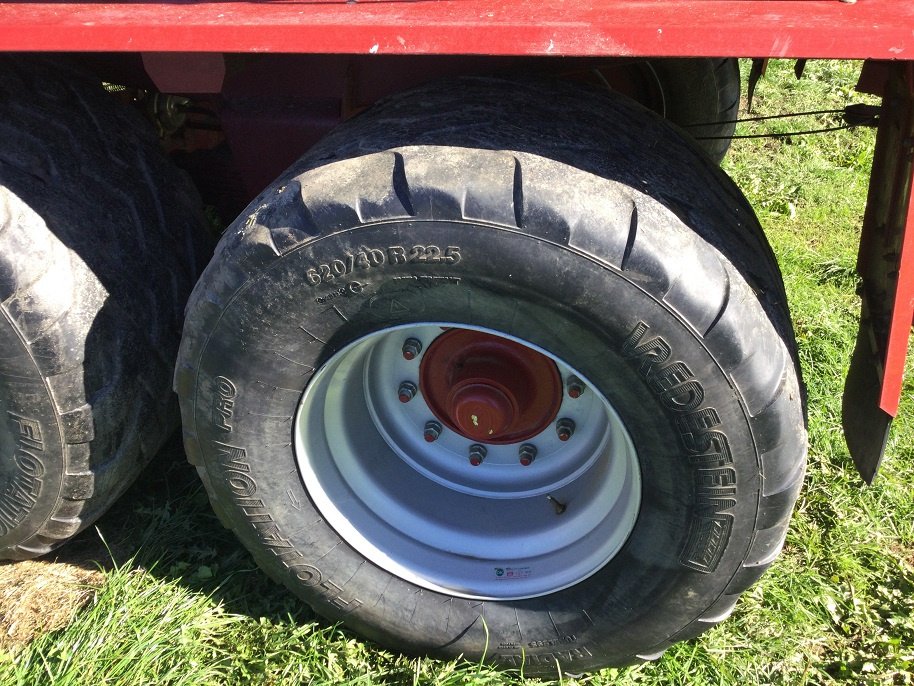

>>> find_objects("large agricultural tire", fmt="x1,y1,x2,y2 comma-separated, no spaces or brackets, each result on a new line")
176,77,805,675
646,58,741,163
0,57,211,560
588,57,740,163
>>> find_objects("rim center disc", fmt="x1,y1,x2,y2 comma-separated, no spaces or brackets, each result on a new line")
419,329,562,444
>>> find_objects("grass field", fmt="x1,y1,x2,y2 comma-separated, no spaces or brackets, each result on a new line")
2,60,913,685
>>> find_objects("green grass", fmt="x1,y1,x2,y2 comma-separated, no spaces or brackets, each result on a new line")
4,60,914,685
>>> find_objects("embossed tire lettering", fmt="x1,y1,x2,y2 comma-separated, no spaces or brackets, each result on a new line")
177,77,805,676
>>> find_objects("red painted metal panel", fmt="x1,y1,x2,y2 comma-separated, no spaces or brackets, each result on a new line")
881,73,914,416
0,0,910,58
843,62,914,482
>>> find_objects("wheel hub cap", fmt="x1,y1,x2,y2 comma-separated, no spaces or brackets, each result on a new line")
420,329,562,444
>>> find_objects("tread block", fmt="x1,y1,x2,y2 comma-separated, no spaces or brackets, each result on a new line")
296,152,413,232
724,563,769,595
635,647,668,661
3,543,53,560
730,329,788,417
182,430,204,466
400,147,518,226
661,234,730,336
258,180,321,255
42,515,82,538
61,404,95,443
65,442,92,476
743,524,789,568
3,254,75,343
697,593,739,624
756,470,805,530
61,472,95,500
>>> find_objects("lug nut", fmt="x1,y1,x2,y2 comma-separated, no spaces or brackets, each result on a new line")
566,376,586,399
398,381,418,403
556,418,576,442
424,420,442,442
469,444,487,466
519,444,538,466
402,338,423,361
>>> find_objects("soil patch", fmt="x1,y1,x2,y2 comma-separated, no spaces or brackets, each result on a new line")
0,558,104,650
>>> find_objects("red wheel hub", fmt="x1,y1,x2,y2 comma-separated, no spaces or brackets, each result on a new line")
419,330,562,444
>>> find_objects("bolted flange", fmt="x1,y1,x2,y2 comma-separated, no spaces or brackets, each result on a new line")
398,381,418,403
519,443,538,466
402,338,423,361
424,420,442,442
469,444,487,466
566,376,586,399
556,418,576,442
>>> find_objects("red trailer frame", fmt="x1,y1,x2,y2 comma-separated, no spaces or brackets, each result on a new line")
0,0,909,59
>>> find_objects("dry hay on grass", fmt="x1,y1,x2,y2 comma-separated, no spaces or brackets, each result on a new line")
0,559,103,650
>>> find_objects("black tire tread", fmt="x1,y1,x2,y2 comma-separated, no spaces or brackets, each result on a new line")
0,56,210,560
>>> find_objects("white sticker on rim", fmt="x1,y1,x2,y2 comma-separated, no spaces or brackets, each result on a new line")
494,566,532,580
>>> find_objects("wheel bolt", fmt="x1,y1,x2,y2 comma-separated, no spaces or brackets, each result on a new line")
556,418,576,441
402,338,423,360
469,444,487,466
398,381,418,403
566,376,586,399
519,444,537,466
424,420,442,442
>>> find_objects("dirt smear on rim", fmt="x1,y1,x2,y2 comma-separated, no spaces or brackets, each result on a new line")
0,558,104,650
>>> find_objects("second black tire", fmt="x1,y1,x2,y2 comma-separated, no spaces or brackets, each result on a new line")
0,57,210,559
176,77,805,675
592,57,740,162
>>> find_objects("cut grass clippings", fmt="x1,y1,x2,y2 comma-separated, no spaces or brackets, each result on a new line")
3,60,913,685
0,561,102,652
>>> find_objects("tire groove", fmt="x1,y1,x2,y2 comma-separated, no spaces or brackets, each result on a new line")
703,267,731,337
512,156,525,228
620,202,638,271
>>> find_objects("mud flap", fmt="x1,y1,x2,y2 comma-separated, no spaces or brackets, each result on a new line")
843,61,914,483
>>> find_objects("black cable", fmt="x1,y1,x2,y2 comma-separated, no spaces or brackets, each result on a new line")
695,124,855,141
683,108,847,128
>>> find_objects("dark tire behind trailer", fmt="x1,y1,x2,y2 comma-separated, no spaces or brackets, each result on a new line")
0,56,211,559
176,76,804,675
649,58,741,162
590,57,740,162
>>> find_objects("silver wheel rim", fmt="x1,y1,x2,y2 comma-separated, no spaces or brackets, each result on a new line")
294,324,641,600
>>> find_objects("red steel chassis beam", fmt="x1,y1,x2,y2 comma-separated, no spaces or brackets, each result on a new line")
0,0,909,58
0,0,912,479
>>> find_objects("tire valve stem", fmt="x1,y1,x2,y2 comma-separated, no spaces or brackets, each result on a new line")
556,418,576,441
546,495,567,515
424,420,442,442
402,338,423,361
468,444,487,466
566,376,586,399
519,444,537,466
398,381,418,403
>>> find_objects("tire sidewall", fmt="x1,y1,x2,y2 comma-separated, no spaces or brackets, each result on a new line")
0,315,63,550
188,218,760,669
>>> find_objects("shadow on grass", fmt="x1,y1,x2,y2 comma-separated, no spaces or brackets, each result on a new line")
47,432,320,629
